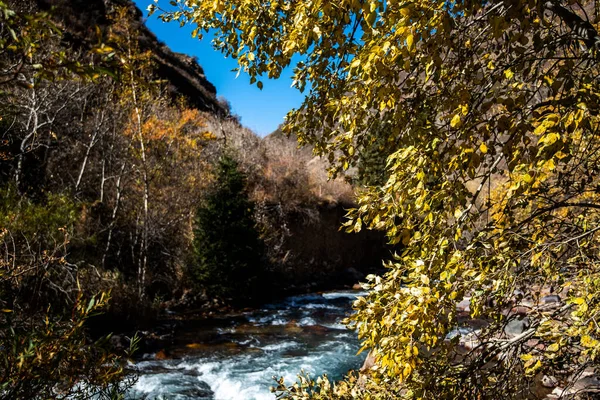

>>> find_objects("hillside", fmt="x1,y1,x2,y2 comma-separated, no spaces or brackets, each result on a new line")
38,0,227,114
1,0,387,323
0,1,387,396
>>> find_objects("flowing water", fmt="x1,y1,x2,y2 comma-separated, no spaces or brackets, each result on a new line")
128,290,367,400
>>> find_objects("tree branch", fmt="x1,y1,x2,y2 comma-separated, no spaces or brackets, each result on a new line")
544,0,600,50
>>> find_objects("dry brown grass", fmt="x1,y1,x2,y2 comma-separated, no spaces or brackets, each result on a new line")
199,116,355,208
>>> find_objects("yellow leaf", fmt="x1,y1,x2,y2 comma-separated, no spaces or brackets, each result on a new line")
581,335,599,348
450,114,462,128
538,132,560,147
479,143,488,153
402,363,412,378
547,343,560,352
406,34,414,50
534,124,547,135
504,69,514,79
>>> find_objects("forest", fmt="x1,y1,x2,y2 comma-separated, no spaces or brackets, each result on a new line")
4,0,600,398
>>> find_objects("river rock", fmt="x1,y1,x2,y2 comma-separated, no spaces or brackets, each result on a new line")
541,375,558,389
541,294,561,304
567,375,600,395
344,267,364,282
457,297,471,314
528,374,558,399
284,322,303,334
360,350,376,372
109,334,128,351
176,381,213,399
303,324,330,334
458,330,481,350
504,316,529,338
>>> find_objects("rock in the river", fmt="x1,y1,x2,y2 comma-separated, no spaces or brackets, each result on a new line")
457,297,471,314
360,350,376,372
177,381,213,399
568,375,600,395
528,374,558,399
458,330,481,350
541,294,561,305
303,324,330,334
504,316,529,338
548,375,600,398
344,267,364,282
109,334,128,351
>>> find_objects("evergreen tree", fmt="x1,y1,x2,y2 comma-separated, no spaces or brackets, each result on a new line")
192,154,264,302
356,121,398,187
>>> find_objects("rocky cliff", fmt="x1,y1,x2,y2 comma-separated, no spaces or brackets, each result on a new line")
37,0,227,114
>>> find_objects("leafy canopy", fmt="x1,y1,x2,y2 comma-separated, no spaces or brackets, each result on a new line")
157,0,600,398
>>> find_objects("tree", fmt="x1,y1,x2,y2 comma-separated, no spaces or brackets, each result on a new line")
157,0,600,398
0,3,139,397
192,154,264,302
0,182,136,400
355,120,398,187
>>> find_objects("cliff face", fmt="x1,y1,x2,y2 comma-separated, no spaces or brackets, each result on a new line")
269,203,389,290
37,0,226,114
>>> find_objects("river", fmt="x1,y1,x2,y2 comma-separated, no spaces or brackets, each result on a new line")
128,290,367,400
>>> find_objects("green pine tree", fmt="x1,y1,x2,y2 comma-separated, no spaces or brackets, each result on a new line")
191,154,264,302
356,121,397,187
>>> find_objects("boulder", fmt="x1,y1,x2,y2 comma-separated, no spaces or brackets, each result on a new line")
504,316,529,338
155,349,170,360
457,297,471,314
541,294,561,305
360,350,376,372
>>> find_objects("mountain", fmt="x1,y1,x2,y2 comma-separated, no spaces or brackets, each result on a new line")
37,0,227,114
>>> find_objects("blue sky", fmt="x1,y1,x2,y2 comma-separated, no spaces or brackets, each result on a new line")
133,0,305,136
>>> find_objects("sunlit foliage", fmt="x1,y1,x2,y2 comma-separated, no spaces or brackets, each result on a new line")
158,0,600,397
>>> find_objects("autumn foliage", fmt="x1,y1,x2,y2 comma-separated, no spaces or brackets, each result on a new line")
158,0,600,398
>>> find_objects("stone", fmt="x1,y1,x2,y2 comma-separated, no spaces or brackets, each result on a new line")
504,316,529,338
456,297,471,314
458,330,481,350
345,267,363,281
541,375,558,388
177,381,213,399
541,294,561,304
360,350,376,372
567,375,600,395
